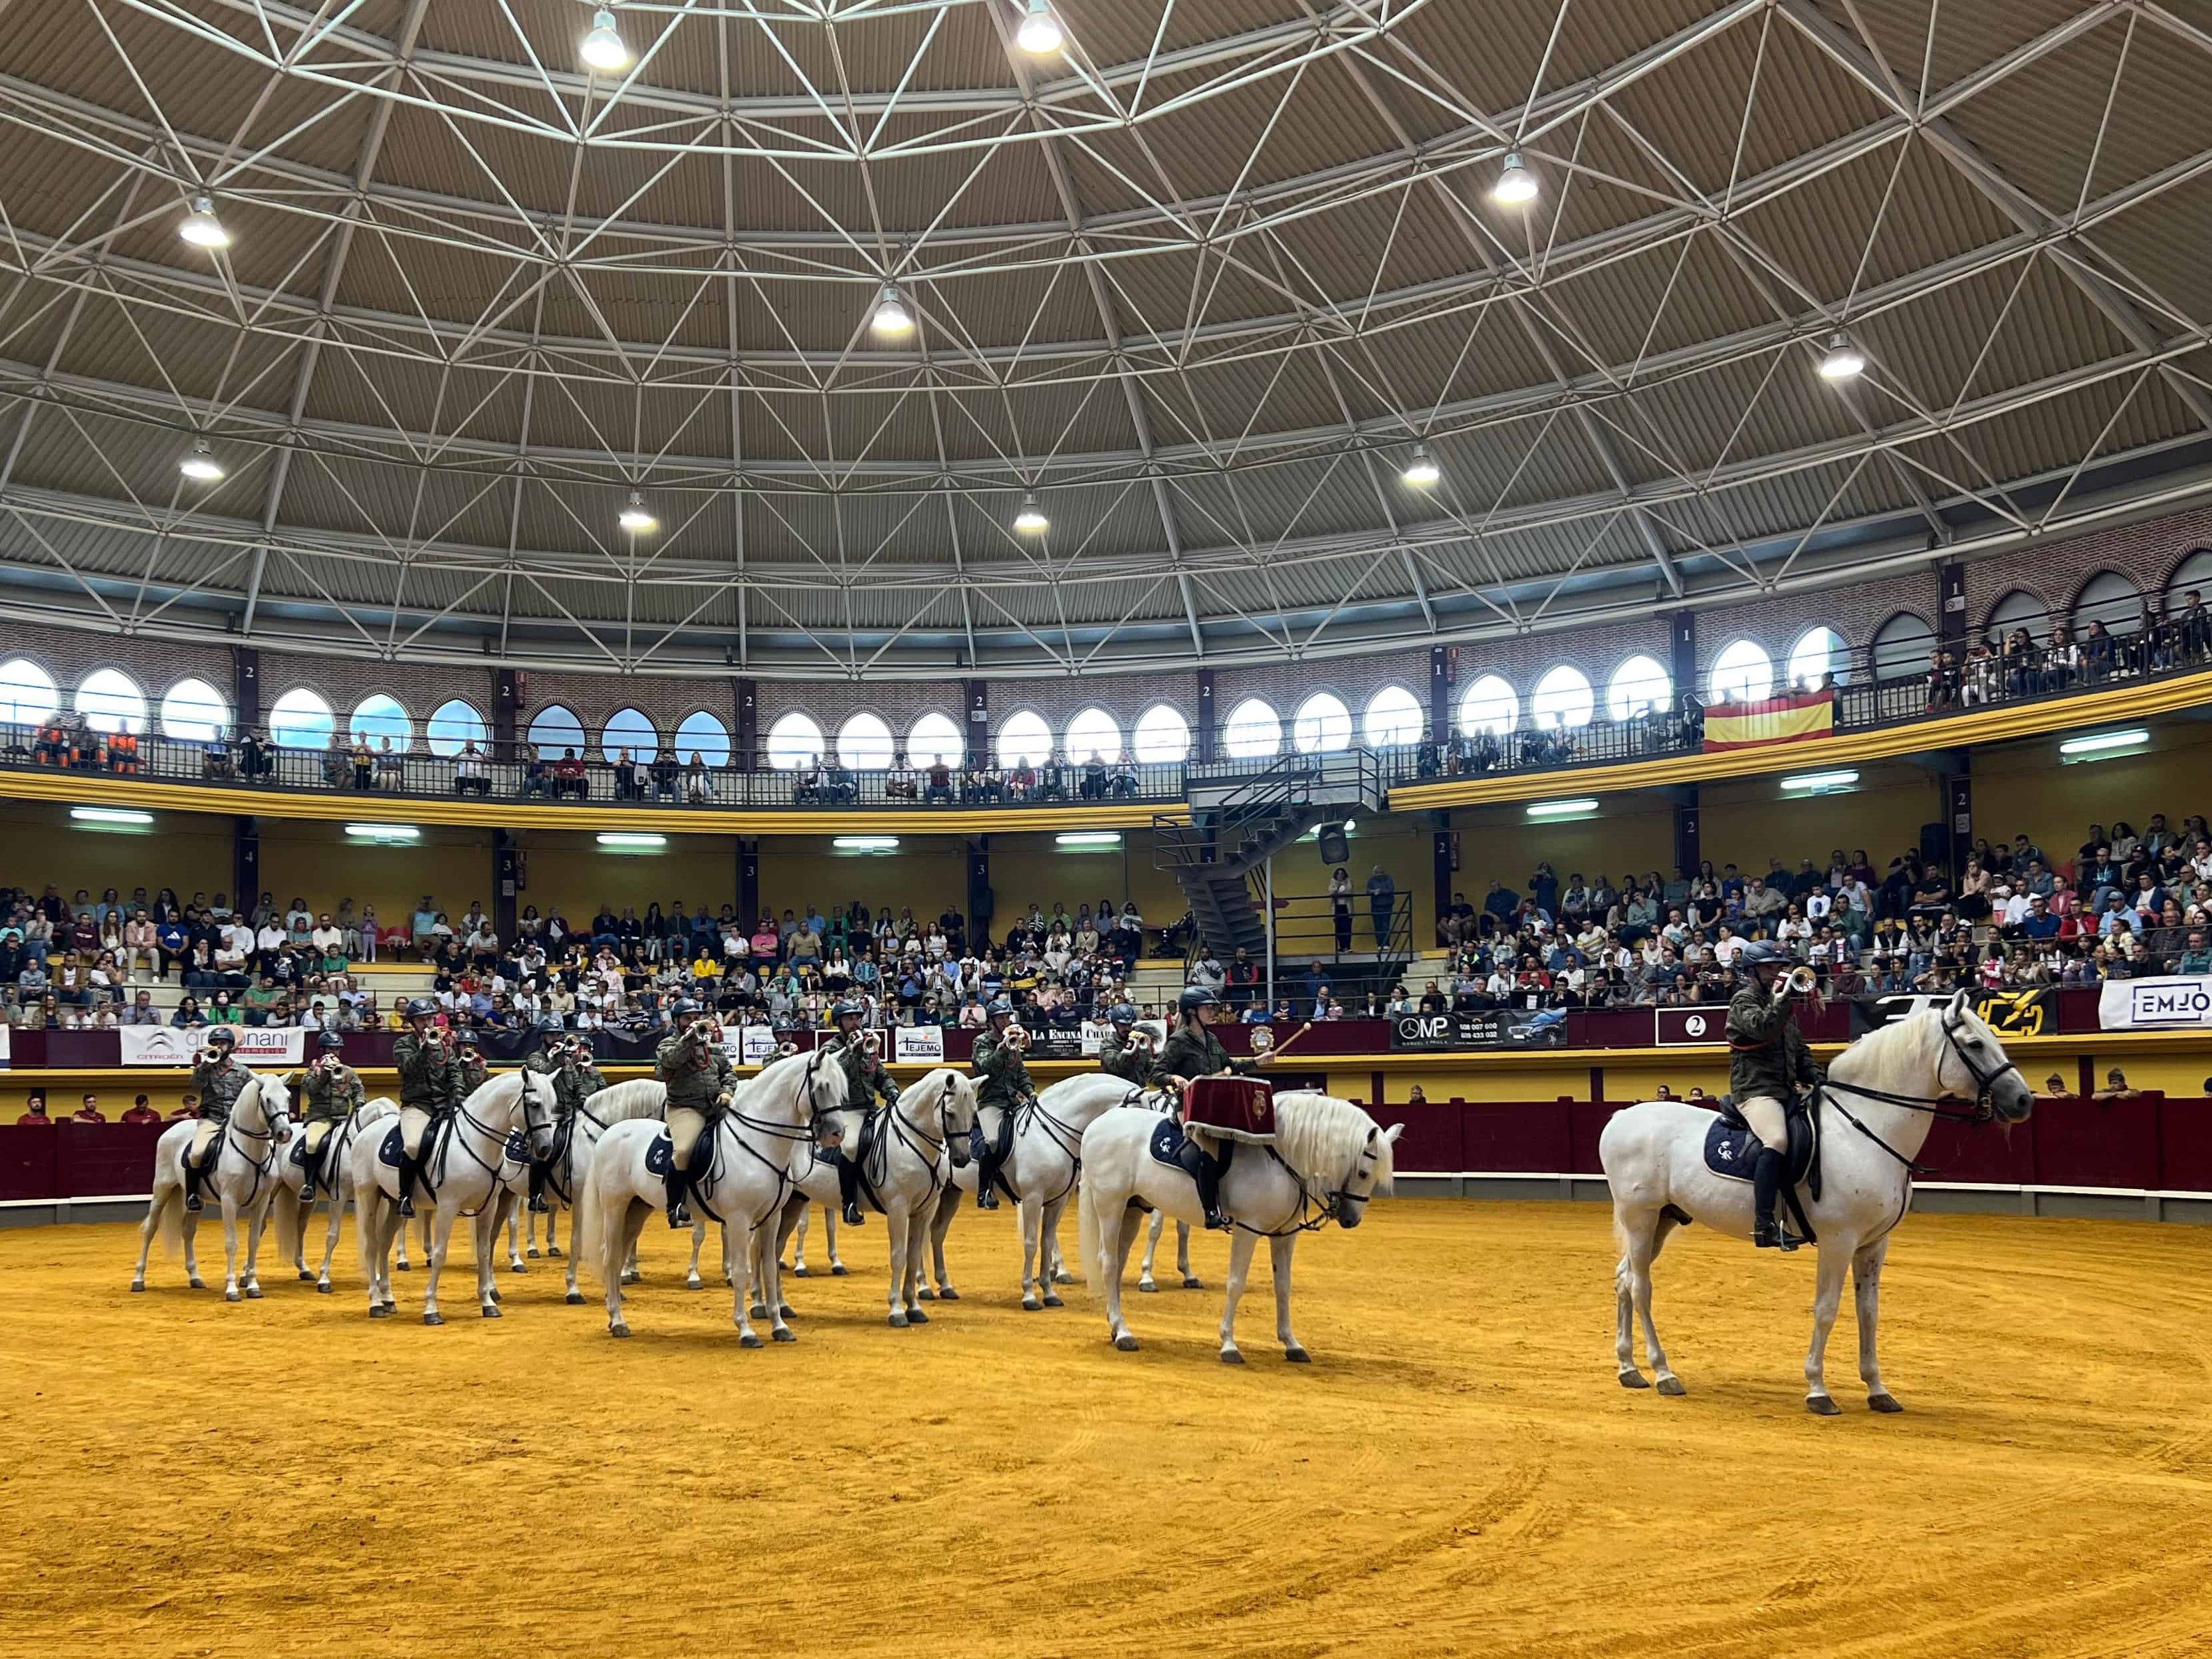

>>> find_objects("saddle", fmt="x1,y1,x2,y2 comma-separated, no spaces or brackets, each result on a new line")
1147,1115,1236,1180
646,1129,724,1223
1703,1093,1824,1242
826,1107,892,1214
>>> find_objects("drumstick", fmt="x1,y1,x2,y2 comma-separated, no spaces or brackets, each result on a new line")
1266,1020,1314,1059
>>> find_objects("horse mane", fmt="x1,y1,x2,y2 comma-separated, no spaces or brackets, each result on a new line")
1270,1092,1379,1184
357,1097,398,1127
748,1046,849,1116
243,1071,290,1121
584,1077,667,1122
1825,996,1952,1091
916,1067,975,1119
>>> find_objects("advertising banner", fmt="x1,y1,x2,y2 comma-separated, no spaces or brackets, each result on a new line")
1390,1009,1566,1050
892,1025,944,1063
120,1026,306,1067
2098,976,2212,1030
1859,988,2056,1038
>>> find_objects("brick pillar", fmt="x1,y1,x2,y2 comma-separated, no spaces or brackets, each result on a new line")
233,816,260,912
734,677,757,771
1428,645,1450,742
493,668,520,762
494,829,520,939
231,647,261,738
1195,669,1216,762
964,679,989,768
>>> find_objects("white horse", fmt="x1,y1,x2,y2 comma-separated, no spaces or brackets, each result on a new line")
576,1047,850,1345
348,1069,559,1325
132,1073,295,1302
1078,1093,1401,1363
1599,993,2033,1413
489,1077,671,1303
758,1067,976,1327
257,1096,398,1294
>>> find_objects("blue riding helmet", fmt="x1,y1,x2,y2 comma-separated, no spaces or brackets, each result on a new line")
986,998,1015,1019
1109,1002,1139,1026
317,1031,344,1050
1737,940,1785,968
1178,986,1218,1015
205,1026,237,1046
405,997,438,1018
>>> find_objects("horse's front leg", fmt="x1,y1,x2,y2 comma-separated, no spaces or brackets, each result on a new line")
1268,1233,1309,1362
181,1207,204,1290
421,1206,457,1325
504,1194,526,1272
219,1197,245,1302
687,1219,707,1291
317,1192,342,1293
1216,1227,1260,1363
475,1205,503,1317
1019,1193,1044,1311
730,1216,764,1348
826,1205,847,1276
927,1188,958,1298
1804,1239,1855,1414
790,1202,810,1275
1855,1237,1902,1412
240,1197,268,1297
886,1205,915,1327
1038,1196,1068,1306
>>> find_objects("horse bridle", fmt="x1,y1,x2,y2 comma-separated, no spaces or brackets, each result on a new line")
1821,1004,2025,1173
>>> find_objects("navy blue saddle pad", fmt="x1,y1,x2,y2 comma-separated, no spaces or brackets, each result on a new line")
378,1124,405,1166
643,1132,674,1176
1702,1107,1819,1194
1148,1115,1186,1170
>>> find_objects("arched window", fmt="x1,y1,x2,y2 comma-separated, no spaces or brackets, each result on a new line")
74,668,148,735
269,687,335,750
1787,626,1848,691
602,706,659,762
349,693,411,750
1456,673,1518,736
1529,665,1594,729
765,712,823,770
837,712,895,770
1362,685,1424,748
160,677,231,742
1291,693,1351,754
1132,704,1190,763
996,710,1053,768
1871,613,1936,681
2074,570,2144,634
906,712,964,768
0,658,57,729
1987,589,2050,643
1222,697,1281,760
1708,639,1773,705
2165,548,2212,598
425,699,488,758
1606,654,1672,720
1065,707,1122,764
674,710,730,767
526,703,587,756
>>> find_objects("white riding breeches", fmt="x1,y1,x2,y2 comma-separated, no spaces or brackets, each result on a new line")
668,1106,707,1171
189,1118,222,1167
1739,1095,1787,1152
399,1105,433,1159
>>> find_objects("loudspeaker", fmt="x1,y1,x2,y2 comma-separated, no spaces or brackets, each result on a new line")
1918,822,1947,866
1315,824,1351,865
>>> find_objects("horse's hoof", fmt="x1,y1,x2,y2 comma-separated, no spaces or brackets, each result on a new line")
507,1263,526,1275
129,1281,144,1293
1869,1392,1905,1414
1806,1394,1842,1416
917,1286,935,1301
686,1277,705,1292
244,1286,263,1300
1053,1270,1075,1285
368,1305,391,1319
778,1303,796,1320
830,1264,848,1277
187,1276,206,1290
1182,1275,1204,1290
1618,1370,1650,1390
773,1327,797,1343
380,1300,397,1315
423,1312,445,1327
749,1303,768,1320
225,1289,241,1303
609,1322,630,1339
482,1305,502,1319
1284,1347,1311,1364
1043,1293,1064,1309
908,1307,929,1325
937,1286,959,1301
792,1265,810,1278
620,1270,640,1286
565,1291,585,1305
316,1282,332,1295
1113,1333,1139,1352
297,1270,314,1281
740,1331,764,1349
1137,1279,1158,1293
396,1262,411,1272
888,1311,909,1329
1656,1376,1688,1397
526,1248,542,1259
1220,1349,1245,1365
1022,1295,1042,1311
546,1246,562,1258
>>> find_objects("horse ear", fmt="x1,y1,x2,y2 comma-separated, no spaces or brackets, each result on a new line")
1382,1121,1404,1145
1947,988,1970,1018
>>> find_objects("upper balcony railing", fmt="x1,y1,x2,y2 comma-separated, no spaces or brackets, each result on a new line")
1,613,2204,818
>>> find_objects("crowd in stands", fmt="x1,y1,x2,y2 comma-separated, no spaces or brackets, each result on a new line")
0,883,1164,1038
1925,590,2212,712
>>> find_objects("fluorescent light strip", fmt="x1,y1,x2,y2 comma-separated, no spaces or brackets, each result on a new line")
2058,728,2149,756
70,806,153,827
344,822,420,842
1055,831,1122,849
1779,770,1860,794
597,832,667,850
832,835,899,852
1525,798,1598,820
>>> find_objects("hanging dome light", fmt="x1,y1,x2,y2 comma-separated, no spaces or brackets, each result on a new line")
178,196,230,249
580,7,631,73
1402,443,1441,488
179,439,225,483
870,284,915,337
1014,494,1050,534
1817,331,1866,382
618,491,657,532
1491,152,1539,206
1016,0,1064,54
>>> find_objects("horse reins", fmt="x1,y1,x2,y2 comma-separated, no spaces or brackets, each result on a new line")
1820,1006,2025,1175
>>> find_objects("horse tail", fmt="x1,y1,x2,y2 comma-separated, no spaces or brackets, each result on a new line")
573,1139,607,1286
1077,1165,1103,1301
273,1186,303,1268
154,1179,185,1256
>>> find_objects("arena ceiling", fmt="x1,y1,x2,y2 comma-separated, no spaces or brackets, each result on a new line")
1,0,2210,678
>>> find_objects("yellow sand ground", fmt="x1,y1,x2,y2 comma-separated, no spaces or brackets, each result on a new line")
1,1200,2207,1659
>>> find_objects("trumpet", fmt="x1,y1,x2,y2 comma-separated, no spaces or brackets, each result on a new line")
1782,964,1819,998
1005,1023,1031,1051
1125,1027,1157,1058
859,1030,883,1059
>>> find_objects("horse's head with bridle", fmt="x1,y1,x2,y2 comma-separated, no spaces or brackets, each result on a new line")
241,1071,294,1151
516,1068,560,1163
1273,1093,1405,1230
919,1069,977,1166
1329,1120,1405,1229
1930,991,2036,1124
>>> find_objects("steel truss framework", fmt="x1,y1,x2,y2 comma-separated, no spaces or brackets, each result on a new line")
0,0,2209,676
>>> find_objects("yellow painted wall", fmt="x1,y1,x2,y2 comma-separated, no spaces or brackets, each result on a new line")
758,836,968,924
260,819,491,927
518,831,739,921
0,800,235,907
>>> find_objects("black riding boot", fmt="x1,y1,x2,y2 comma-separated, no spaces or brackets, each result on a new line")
396,1155,417,1218
183,1154,204,1213
665,1163,691,1229
835,1154,865,1227
298,1145,319,1205
1180,1141,1229,1231
527,1162,549,1214
1751,1147,1799,1250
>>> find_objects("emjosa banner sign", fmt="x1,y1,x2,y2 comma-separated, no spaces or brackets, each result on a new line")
2098,976,2212,1030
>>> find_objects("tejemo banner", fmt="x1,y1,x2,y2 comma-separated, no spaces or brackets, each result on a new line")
1391,1009,1565,1050
120,1026,306,1067
2099,976,2212,1030
0,1022,11,1068
892,1025,945,1063
717,1024,782,1065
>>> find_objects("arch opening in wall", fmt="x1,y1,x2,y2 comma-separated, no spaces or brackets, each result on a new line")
1456,673,1517,736
1606,654,1672,720
765,712,824,770
1708,639,1773,705
1986,589,2050,643
160,677,231,742
603,706,659,762
1132,703,1191,763
675,710,731,767
1529,665,1593,729
996,709,1053,768
1222,697,1281,760
269,687,336,750
76,668,149,735
837,712,895,770
906,711,963,769
350,693,411,750
2073,570,2143,634
1291,692,1351,754
1065,707,1122,764
425,699,488,757
1363,685,1424,748
526,703,588,758
1787,626,1848,690
2165,548,2212,599
0,659,57,730
1871,613,1936,681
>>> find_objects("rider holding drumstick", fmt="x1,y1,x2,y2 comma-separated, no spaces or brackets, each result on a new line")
1150,986,1274,1232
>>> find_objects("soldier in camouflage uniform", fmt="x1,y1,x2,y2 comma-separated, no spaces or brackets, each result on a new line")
968,998,1033,1210
182,1026,251,1213
656,998,736,1228
823,999,897,1224
525,1033,606,1212
393,998,459,1218
1097,1002,1149,1085
451,1027,489,1101
1727,940,1822,1250
295,1030,365,1204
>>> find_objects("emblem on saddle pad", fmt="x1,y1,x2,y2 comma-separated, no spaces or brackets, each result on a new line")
378,1125,405,1166
1147,1115,1186,1170
504,1130,530,1165
644,1133,673,1176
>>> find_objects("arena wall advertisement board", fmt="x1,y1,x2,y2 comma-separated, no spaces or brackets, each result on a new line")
0,1022,10,1069
715,1024,782,1065
118,1026,307,1067
891,1026,944,1063
1653,1008,1725,1046
1391,1010,1565,1049
1858,988,2056,1039
2098,976,2212,1030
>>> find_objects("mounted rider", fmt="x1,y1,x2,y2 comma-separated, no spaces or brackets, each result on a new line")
393,999,459,1218
294,1031,364,1204
525,1032,605,1212
825,999,897,1225
1150,986,1273,1231
450,1027,489,1101
656,998,736,1229
1097,1002,1149,1085
182,1027,251,1213
969,998,1034,1210
1727,939,1823,1251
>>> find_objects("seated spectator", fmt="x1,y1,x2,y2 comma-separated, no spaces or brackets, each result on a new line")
455,740,491,796
2093,1067,2141,1101
554,747,588,800
121,1094,161,1125
72,1093,106,1123
16,1091,53,1126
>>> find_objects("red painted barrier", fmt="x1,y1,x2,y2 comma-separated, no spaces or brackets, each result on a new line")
2159,1099,2212,1191
2027,1094,2163,1190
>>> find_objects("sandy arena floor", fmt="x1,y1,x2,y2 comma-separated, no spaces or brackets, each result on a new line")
1,1199,2208,1658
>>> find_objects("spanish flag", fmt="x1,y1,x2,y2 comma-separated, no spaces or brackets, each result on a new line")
1703,691,1834,752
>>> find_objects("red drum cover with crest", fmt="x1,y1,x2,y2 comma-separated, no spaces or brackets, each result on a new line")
1182,1077,1275,1141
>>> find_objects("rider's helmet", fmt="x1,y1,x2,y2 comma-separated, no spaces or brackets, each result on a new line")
833,998,867,1026
1178,986,1219,1017
317,1031,344,1051
986,997,1015,1021
1109,1002,1139,1026
405,996,438,1020
206,1026,237,1048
